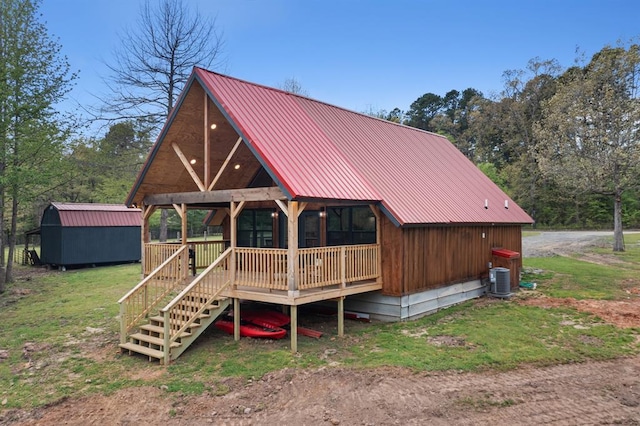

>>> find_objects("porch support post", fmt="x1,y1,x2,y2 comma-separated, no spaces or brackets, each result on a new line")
230,201,245,288
233,298,240,341
173,203,188,277
180,203,187,245
230,202,237,287
337,296,345,337
287,201,299,296
140,204,156,277
370,204,383,283
290,305,298,353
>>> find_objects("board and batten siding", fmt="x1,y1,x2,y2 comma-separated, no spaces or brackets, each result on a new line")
380,214,523,297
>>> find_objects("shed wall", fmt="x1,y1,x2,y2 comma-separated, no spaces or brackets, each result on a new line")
40,226,63,265
60,227,141,265
41,226,141,266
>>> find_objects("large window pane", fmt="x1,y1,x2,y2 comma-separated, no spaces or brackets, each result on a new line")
352,207,375,231
236,209,274,247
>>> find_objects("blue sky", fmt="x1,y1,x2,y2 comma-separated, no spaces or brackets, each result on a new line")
41,0,639,136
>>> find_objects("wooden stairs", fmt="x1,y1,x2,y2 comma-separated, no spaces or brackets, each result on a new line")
119,296,230,364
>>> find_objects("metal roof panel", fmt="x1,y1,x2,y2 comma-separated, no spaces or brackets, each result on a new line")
49,203,141,227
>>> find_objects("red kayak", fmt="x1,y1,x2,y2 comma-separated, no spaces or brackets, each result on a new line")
214,319,287,339
239,310,323,339
241,310,290,327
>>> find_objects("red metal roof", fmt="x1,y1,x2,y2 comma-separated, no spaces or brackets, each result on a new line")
195,69,533,226
50,203,141,227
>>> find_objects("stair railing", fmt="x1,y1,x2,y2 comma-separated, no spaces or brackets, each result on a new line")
118,245,189,344
160,247,233,361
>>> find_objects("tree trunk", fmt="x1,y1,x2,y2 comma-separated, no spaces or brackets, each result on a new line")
5,195,19,283
159,209,168,242
613,191,625,252
0,196,4,269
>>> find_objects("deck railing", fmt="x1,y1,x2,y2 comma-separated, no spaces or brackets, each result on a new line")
298,244,380,290
235,248,289,290
119,245,189,343
191,240,227,270
141,242,380,293
161,248,233,361
345,244,380,282
144,243,183,275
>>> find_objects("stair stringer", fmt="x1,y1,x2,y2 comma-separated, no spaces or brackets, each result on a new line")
169,298,231,361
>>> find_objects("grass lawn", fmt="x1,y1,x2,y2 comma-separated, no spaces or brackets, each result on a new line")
0,236,639,411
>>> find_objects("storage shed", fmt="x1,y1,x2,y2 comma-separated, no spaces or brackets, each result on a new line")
40,203,141,269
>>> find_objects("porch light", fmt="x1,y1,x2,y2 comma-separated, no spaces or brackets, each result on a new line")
234,164,241,170
271,212,278,218
190,158,197,165
318,211,326,218
210,123,217,130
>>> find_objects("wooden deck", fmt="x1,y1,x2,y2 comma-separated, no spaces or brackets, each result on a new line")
119,242,382,362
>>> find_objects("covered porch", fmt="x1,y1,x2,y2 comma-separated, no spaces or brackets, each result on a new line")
122,186,382,356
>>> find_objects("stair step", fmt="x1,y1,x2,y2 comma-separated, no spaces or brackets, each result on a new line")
149,316,203,328
130,333,181,348
139,324,192,338
119,342,164,360
170,308,213,319
178,300,223,310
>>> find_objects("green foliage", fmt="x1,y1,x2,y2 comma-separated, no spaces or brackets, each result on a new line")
58,120,152,204
534,44,640,248
477,162,507,191
0,0,78,284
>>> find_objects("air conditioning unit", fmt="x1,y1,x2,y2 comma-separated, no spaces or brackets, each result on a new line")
489,267,511,297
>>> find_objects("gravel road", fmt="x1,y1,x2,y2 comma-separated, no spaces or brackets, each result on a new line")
522,230,639,258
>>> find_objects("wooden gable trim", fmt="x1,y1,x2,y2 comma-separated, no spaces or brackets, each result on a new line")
208,136,243,191
172,142,206,191
143,187,287,206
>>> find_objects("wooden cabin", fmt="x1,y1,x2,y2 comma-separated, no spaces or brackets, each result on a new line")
118,68,532,364
40,203,141,270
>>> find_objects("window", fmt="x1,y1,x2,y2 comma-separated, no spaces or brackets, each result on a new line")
237,209,274,247
327,207,375,245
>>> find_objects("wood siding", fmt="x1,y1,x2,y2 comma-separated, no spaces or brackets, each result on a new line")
379,220,522,297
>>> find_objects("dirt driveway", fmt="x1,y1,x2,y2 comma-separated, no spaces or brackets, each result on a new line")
3,231,640,425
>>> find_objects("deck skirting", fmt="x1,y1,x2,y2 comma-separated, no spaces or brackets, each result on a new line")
342,279,487,321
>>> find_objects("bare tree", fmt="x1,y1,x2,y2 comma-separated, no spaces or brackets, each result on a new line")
279,77,309,97
102,0,224,241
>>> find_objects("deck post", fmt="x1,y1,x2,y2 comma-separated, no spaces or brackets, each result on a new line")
337,297,344,337
230,201,237,287
119,303,127,345
163,309,170,365
340,246,347,288
140,204,154,277
370,204,383,283
290,305,298,352
180,203,188,276
233,298,240,341
287,201,299,296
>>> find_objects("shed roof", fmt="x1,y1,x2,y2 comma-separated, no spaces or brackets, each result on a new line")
128,68,533,226
48,203,141,227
